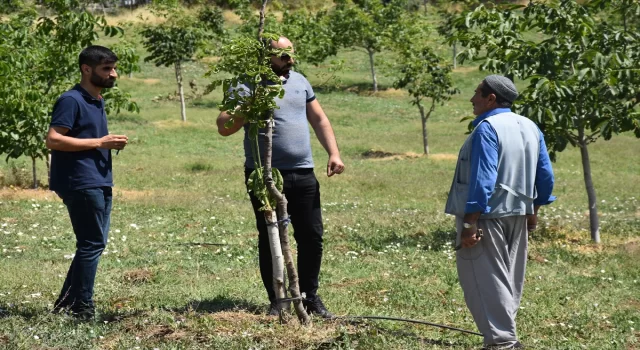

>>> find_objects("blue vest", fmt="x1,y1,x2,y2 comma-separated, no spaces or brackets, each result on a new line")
445,112,540,218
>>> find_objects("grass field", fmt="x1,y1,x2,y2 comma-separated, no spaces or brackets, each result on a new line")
0,9,639,349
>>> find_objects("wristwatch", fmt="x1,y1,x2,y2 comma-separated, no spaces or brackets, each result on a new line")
463,222,476,229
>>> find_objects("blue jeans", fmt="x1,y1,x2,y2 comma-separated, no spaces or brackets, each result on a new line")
54,187,112,309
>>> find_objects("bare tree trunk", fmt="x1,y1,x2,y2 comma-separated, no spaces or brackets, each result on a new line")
46,152,51,187
264,119,310,325
417,99,436,155
258,0,310,325
31,156,37,189
264,209,287,314
367,48,378,92
578,126,600,243
423,0,428,14
417,102,428,155
453,41,457,69
175,62,187,122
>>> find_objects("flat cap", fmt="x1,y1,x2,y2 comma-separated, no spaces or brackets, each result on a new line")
483,75,518,103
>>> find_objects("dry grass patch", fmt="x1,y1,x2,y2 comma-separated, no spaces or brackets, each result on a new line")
153,119,195,129
105,8,167,26
0,187,59,202
374,88,406,98
621,240,640,256
361,149,423,161
453,66,478,73
223,10,242,25
123,268,154,285
200,56,221,64
429,153,458,161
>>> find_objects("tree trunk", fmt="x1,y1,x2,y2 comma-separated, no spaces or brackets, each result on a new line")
31,156,37,189
578,126,600,243
175,62,187,122
423,0,428,14
256,0,309,325
367,48,378,93
264,119,310,325
418,102,428,155
453,41,457,69
264,209,287,315
46,152,51,187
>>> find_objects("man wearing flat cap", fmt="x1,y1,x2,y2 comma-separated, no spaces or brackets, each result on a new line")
444,75,556,349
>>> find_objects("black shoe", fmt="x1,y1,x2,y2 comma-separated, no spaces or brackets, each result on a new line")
69,303,95,321
268,301,290,316
303,296,334,319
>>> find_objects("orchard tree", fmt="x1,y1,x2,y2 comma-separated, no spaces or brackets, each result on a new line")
0,1,137,189
446,0,640,243
329,0,409,92
393,46,458,155
141,5,224,122
280,9,340,66
207,0,310,325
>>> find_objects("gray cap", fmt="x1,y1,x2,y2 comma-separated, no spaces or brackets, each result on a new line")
483,75,518,103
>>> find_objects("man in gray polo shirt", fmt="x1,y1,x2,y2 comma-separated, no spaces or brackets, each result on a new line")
217,37,344,318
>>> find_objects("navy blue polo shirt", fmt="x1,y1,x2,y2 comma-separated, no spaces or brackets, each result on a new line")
49,84,113,192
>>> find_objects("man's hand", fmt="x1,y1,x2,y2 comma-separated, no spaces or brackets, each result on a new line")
327,155,345,177
99,134,128,150
461,225,482,249
527,205,541,232
526,214,537,232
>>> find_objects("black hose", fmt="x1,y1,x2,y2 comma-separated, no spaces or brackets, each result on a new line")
339,315,483,337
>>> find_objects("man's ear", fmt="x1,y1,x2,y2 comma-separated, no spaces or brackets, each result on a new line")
81,64,91,75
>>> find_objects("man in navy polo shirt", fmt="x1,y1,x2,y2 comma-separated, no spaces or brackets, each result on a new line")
46,45,128,320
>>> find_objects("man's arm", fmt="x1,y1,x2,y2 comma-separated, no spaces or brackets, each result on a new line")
216,110,245,136
306,99,344,177
46,127,128,152
461,122,499,248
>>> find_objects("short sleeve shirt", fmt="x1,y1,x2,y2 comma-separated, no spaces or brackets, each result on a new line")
231,71,316,170
49,84,113,192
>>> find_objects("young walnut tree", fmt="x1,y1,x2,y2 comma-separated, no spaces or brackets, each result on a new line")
0,0,138,188
207,0,310,325
446,0,640,243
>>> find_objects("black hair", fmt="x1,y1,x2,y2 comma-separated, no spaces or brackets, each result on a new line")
480,80,513,108
78,45,118,71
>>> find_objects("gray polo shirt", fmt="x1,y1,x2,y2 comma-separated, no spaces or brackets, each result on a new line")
232,71,316,170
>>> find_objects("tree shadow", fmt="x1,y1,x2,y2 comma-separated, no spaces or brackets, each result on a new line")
173,295,264,315
317,318,464,349
100,309,146,323
0,306,39,320
314,82,393,95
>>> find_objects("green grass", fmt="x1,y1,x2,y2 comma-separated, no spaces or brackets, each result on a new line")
0,16,639,350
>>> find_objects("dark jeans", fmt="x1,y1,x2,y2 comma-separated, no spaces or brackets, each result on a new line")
55,187,112,309
245,168,324,303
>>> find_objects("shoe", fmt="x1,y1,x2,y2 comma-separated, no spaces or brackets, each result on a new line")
303,296,334,319
69,303,95,321
268,301,290,316
482,341,524,349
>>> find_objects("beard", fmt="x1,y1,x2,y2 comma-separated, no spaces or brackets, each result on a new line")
272,63,293,77
90,71,116,88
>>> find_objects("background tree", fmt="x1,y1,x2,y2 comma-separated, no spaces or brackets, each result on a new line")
141,5,224,122
329,0,409,92
0,0,136,189
393,43,458,155
446,0,640,243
